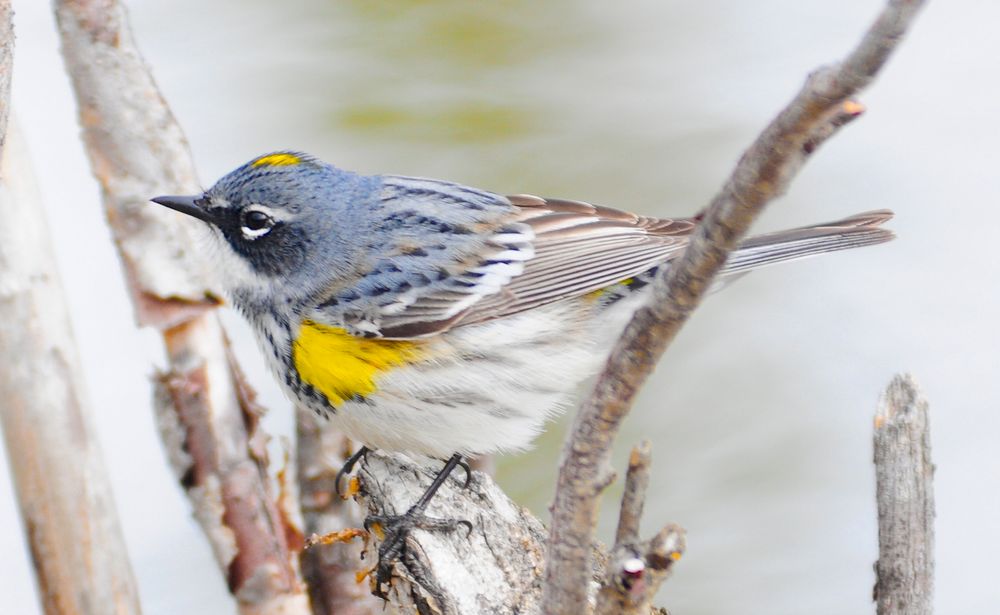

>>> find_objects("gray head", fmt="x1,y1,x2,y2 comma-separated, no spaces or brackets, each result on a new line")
152,152,381,305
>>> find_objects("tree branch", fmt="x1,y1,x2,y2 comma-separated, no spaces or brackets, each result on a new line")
0,0,9,151
873,374,934,615
0,46,142,614
53,1,310,612
351,448,684,614
596,442,685,615
543,1,927,612
354,452,556,614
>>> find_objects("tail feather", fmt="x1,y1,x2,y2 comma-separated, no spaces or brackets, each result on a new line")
723,209,894,274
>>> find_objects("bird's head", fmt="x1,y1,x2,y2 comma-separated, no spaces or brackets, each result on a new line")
152,151,377,305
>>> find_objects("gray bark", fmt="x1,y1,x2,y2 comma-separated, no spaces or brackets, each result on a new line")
874,374,935,615
0,122,143,614
353,452,555,615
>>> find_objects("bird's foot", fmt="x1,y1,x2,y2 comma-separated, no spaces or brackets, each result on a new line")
363,453,473,597
364,509,472,596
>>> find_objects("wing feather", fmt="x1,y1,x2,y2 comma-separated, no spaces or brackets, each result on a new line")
357,183,892,339
375,195,693,336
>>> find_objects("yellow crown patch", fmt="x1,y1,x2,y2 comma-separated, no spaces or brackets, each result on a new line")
251,153,303,168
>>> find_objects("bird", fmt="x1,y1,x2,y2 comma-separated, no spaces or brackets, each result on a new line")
152,150,893,588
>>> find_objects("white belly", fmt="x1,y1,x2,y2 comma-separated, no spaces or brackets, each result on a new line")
309,299,618,458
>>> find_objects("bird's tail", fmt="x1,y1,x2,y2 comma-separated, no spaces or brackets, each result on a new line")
723,210,895,275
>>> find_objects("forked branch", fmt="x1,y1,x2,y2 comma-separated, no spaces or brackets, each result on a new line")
596,442,685,615
543,1,927,613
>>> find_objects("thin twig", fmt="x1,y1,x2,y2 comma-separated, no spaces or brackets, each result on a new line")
543,2,927,612
52,1,310,612
596,443,685,615
873,374,934,615
614,441,653,547
0,117,143,615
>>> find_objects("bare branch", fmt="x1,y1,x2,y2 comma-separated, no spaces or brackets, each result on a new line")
596,442,684,615
52,0,217,328
614,441,653,546
296,411,383,615
597,526,684,615
0,0,9,151
873,374,934,615
53,1,309,612
543,2,927,612
0,119,142,613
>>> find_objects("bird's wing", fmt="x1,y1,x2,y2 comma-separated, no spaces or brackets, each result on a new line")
366,194,696,338
309,177,892,340
457,195,695,320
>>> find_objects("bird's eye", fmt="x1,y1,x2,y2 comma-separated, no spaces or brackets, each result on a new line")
240,207,275,239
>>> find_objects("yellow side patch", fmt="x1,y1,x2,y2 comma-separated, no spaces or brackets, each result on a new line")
584,277,635,301
292,320,422,405
251,153,302,168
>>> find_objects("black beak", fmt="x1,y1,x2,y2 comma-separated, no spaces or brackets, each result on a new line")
151,194,216,224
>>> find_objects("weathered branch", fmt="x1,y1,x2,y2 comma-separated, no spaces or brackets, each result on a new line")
53,0,216,327
0,0,9,151
296,411,383,615
354,452,557,614
873,374,934,615
353,450,680,614
0,110,142,615
543,1,927,612
53,1,310,612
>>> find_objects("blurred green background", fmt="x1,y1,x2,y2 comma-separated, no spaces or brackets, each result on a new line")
3,1,998,613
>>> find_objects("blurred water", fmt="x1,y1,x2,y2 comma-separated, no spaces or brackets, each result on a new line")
3,0,999,613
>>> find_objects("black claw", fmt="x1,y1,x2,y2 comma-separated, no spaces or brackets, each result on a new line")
456,459,473,489
366,453,477,596
335,445,369,497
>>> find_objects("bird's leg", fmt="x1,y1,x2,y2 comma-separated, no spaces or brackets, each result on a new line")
335,445,369,497
364,453,473,596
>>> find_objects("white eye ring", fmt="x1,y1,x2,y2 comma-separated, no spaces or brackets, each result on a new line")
240,205,276,240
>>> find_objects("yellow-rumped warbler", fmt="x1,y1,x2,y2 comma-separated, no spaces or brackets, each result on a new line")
152,151,892,584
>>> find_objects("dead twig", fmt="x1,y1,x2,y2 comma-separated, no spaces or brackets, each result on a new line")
596,442,685,615
543,2,927,613
873,374,934,615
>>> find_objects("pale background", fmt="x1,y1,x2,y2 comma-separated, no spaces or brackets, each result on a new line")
2,0,998,613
